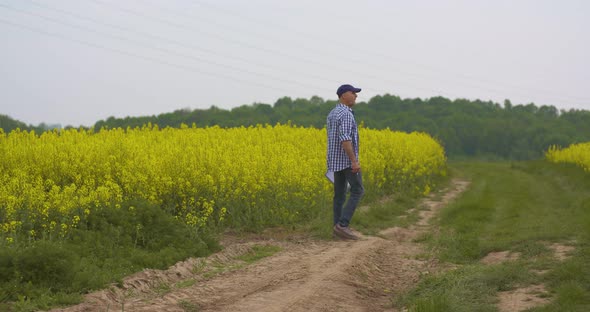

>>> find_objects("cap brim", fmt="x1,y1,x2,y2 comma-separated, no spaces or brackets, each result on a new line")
353,88,361,93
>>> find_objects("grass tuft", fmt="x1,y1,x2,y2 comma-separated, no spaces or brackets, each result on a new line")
237,245,282,264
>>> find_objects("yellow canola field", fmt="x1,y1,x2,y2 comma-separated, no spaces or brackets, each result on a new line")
0,124,446,242
546,142,590,172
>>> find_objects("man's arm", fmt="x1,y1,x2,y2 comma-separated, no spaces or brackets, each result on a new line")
342,140,360,173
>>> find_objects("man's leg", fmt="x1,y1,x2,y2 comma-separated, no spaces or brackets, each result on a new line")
333,169,347,226
339,169,364,227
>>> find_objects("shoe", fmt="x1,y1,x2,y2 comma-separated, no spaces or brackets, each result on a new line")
333,224,359,240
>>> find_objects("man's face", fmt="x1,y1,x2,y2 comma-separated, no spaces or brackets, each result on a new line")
340,91,358,107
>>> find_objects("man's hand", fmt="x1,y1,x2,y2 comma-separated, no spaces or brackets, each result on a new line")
351,161,361,173
342,140,360,173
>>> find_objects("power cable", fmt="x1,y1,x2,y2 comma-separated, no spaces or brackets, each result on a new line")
189,0,590,104
24,0,342,86
86,0,455,97
5,1,585,107
0,3,326,91
0,17,296,94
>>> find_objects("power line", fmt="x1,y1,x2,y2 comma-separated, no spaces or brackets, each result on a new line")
87,0,455,97
24,0,339,86
0,3,328,91
4,1,587,107
21,0,455,97
24,0,527,102
87,0,343,71
0,17,296,94
189,0,590,104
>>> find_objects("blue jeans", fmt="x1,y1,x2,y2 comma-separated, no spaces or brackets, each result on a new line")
333,168,365,227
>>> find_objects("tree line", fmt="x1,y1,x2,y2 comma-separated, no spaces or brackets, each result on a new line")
3,94,590,160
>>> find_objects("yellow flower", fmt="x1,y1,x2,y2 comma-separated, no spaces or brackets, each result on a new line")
1,125,446,235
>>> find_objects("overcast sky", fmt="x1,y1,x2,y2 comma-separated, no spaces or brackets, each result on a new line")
1,0,588,127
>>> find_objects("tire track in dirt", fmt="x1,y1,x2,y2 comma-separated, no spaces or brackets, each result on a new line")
51,179,469,312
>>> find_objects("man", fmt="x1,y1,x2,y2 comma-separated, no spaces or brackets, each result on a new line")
326,84,365,240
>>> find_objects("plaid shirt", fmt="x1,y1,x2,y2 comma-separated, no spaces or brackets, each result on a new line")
326,103,359,172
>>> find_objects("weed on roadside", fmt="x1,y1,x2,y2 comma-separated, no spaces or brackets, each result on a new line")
175,279,197,289
178,299,200,312
237,245,282,263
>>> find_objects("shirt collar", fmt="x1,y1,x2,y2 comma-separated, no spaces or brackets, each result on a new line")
338,103,353,112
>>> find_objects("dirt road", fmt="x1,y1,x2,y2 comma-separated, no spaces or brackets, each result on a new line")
53,179,469,312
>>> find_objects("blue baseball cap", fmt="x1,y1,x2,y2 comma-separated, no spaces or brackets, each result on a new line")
336,84,361,97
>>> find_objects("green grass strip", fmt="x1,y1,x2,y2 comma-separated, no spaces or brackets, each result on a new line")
398,160,590,311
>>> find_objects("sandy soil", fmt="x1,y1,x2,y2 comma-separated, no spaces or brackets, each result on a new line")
51,179,469,312
490,240,577,312
497,284,550,312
